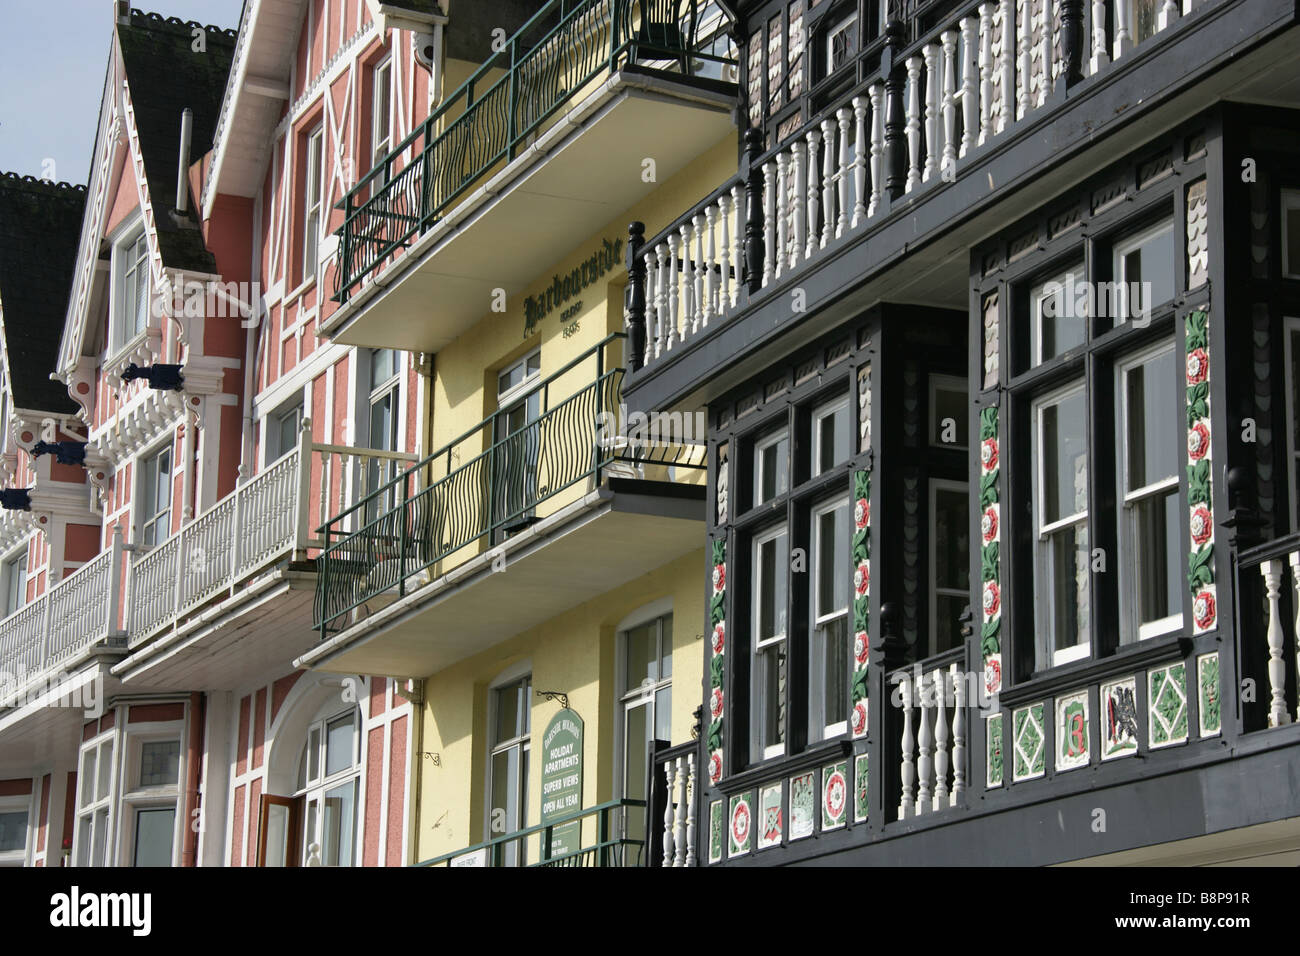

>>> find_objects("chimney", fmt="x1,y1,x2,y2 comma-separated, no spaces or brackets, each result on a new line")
176,108,193,214
115,0,130,26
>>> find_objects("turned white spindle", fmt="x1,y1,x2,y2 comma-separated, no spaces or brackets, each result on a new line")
933,669,950,812
952,660,967,802
905,56,922,192
790,140,805,269
1089,0,1109,74
916,672,934,815
666,234,680,348
679,221,695,335
868,84,883,217
673,755,688,867
1263,559,1290,728
762,160,776,287
1158,0,1179,31
654,242,670,354
1114,0,1132,59
978,4,994,144
694,212,708,329
1036,0,1050,108
644,249,659,360
922,43,939,182
1292,553,1300,724
1016,0,1030,119
661,759,677,866
805,130,821,260
775,153,789,279
837,106,852,237
821,116,837,246
684,753,697,867
960,17,978,157
898,673,916,819
852,96,868,227
942,30,958,178
998,0,1014,133
729,184,744,306
718,193,733,313
704,207,718,325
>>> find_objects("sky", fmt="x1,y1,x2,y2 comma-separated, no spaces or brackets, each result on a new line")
0,0,246,184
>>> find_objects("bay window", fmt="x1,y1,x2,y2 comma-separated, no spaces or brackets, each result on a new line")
752,524,789,760
75,733,115,867
0,797,29,867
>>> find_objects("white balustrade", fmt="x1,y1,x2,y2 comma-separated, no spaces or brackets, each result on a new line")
896,658,968,819
656,751,698,868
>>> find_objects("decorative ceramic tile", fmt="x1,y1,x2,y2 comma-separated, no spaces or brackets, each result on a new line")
1012,703,1045,781
1149,663,1189,748
979,404,1003,696
789,772,815,840
1198,653,1221,738
854,753,870,823
728,792,752,858
1055,690,1090,771
851,467,872,737
986,713,1004,788
757,783,783,849
822,762,848,831
707,537,727,784
1185,308,1216,636
1100,677,1139,759
708,800,724,864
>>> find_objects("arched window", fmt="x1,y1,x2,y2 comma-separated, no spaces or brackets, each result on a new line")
295,704,361,866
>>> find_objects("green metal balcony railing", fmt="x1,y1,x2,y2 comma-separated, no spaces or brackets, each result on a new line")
332,0,735,304
421,799,647,867
314,334,705,636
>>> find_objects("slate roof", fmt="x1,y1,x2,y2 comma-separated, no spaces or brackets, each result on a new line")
116,8,238,274
0,175,86,415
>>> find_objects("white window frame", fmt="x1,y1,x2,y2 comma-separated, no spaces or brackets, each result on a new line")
371,56,394,189
109,219,150,356
752,522,788,760
269,398,304,464
753,428,790,506
929,374,969,449
73,729,117,868
496,349,542,408
484,665,532,862
811,394,850,476
302,125,325,283
1033,380,1091,667
928,478,970,651
0,794,32,867
136,440,174,548
826,11,858,74
294,705,362,867
810,496,849,741
118,729,184,867
1283,190,1300,280
1112,217,1174,322
1029,265,1086,367
1,545,28,619
614,606,673,840
1116,339,1183,643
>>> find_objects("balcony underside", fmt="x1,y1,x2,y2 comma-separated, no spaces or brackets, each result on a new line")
112,566,317,690
0,659,122,777
322,71,736,352
298,478,704,678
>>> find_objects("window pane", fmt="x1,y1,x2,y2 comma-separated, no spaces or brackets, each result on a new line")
325,713,355,777
370,348,396,385
816,504,849,615
757,643,786,751
654,687,672,742
1041,389,1089,524
933,385,968,448
1045,523,1089,655
755,434,789,504
263,803,290,867
624,622,656,690
1032,272,1086,364
491,747,519,833
659,617,672,680
303,800,318,864
307,726,320,784
1118,225,1174,317
935,595,966,652
0,810,25,852
320,779,357,867
97,742,113,801
139,740,180,787
92,808,108,866
623,704,648,844
132,808,175,866
277,408,301,455
821,616,849,728
757,531,788,641
80,749,96,809
934,488,971,591
1125,349,1178,489
1133,488,1181,630
814,401,849,474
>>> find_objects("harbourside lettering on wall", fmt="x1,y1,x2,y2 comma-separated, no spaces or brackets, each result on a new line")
522,237,624,339
540,708,584,859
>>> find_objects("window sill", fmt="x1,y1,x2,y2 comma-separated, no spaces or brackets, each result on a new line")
998,631,1192,707
714,737,853,796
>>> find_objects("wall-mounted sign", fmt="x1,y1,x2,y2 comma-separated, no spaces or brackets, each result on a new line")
523,238,623,339
540,708,584,860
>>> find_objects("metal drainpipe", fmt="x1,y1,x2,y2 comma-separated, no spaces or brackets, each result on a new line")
180,691,204,866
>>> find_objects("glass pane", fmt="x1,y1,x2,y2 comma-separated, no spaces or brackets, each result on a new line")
755,434,789,504
935,595,966,652
369,391,395,452
495,683,522,745
0,810,25,852
654,687,671,742
816,504,849,616
1118,225,1174,316
934,384,968,448
815,401,850,473
139,740,180,787
1045,523,1089,655
1125,349,1178,490
263,803,290,867
1132,488,1181,630
1040,389,1089,524
757,531,788,641
133,808,175,866
325,713,355,777
92,808,108,866
97,742,112,802
321,779,357,866
303,800,319,864
934,488,971,590
307,726,320,784
491,747,520,835
659,616,672,680
370,348,395,385
821,616,849,728
76,820,91,866
277,408,300,455
758,643,787,751
624,622,656,690
1033,272,1087,364
80,749,96,808
623,704,648,845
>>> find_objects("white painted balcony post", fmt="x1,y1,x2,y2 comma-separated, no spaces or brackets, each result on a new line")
718,193,733,314
656,241,671,353
672,755,688,867
762,159,776,287
1016,0,1030,119
294,417,314,559
684,752,697,867
979,4,994,144
230,465,246,584
667,233,681,347
922,43,939,182
960,16,978,157
775,153,789,278
898,673,916,819
1114,0,1133,59
1089,0,1109,74
694,211,709,328
952,660,967,803
1158,0,1180,30
789,140,805,269
680,221,696,335
916,671,933,814
868,84,883,217
643,248,659,360
660,759,676,866
905,57,922,192
821,117,837,246
1036,0,1050,108
805,129,821,260
998,0,1014,133
933,669,950,811
1263,559,1290,728
729,184,744,308
941,30,959,178
836,106,852,235
107,523,125,639
852,96,868,227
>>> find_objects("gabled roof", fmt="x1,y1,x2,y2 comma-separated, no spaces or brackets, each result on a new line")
0,175,86,415
117,9,239,273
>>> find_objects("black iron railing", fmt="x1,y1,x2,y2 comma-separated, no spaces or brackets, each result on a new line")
314,334,705,635
421,798,647,866
332,0,735,304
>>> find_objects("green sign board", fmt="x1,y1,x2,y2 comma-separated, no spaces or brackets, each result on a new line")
540,708,584,860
